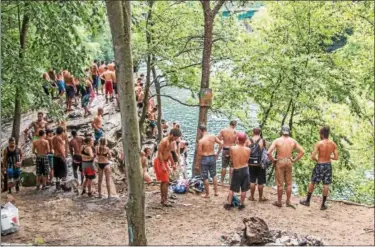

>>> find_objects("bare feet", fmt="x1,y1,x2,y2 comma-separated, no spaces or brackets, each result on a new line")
202,194,210,199
248,197,256,201
272,201,282,207
259,197,268,202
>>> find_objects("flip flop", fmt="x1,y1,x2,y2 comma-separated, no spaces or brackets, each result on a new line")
272,201,282,208
259,197,269,202
248,197,256,201
286,203,296,209
202,194,210,199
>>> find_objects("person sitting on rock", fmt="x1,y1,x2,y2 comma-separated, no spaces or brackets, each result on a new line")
2,137,23,194
32,130,50,190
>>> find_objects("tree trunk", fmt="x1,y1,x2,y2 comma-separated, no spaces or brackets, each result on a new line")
152,57,162,142
12,7,29,144
106,1,147,245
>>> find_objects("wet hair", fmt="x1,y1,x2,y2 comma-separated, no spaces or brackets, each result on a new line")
94,59,98,63
101,61,105,64
170,128,182,137
71,130,77,137
8,137,15,143
153,107,157,111
39,130,45,137
84,136,92,144
46,129,53,134
161,119,166,124
56,126,64,135
253,127,261,135
137,78,142,81
38,112,44,116
104,66,108,70
198,124,207,132
98,107,103,113
143,147,150,153
230,120,237,127
320,126,330,139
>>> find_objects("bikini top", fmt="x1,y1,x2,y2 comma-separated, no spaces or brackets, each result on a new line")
81,145,90,156
97,146,108,157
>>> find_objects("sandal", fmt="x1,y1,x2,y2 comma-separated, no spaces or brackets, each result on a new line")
286,202,296,209
224,204,233,210
248,197,256,201
272,201,282,208
259,197,268,202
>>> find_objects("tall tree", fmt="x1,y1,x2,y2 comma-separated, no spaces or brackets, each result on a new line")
106,0,147,245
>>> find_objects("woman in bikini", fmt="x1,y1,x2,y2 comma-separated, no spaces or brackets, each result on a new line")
96,138,112,198
81,137,96,197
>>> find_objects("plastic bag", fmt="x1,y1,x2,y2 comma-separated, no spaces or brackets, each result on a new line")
1,202,20,235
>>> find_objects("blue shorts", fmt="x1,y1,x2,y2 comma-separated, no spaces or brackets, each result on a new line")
201,155,216,180
92,75,99,89
47,154,54,169
7,167,21,181
95,128,103,142
57,80,65,93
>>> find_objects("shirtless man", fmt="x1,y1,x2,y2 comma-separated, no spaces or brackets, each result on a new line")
195,125,223,198
69,130,84,185
52,126,68,191
59,121,70,158
267,125,305,208
300,126,338,210
148,107,158,137
98,61,106,95
100,66,116,103
92,108,104,144
24,112,49,141
136,83,144,114
218,120,237,186
91,60,99,94
141,148,152,185
224,132,251,210
46,129,55,184
32,130,50,190
154,128,181,206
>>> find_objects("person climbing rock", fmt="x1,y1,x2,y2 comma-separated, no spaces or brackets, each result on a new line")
96,138,113,199
69,130,84,185
81,137,96,197
224,132,250,210
154,128,181,206
52,126,68,191
2,137,23,193
267,125,304,208
300,126,338,210
33,130,50,190
218,120,237,186
195,124,223,198
24,112,49,141
246,127,267,202
92,107,104,145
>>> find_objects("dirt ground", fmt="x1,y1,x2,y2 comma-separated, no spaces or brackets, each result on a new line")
1,184,374,246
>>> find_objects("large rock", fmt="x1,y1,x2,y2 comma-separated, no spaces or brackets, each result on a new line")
20,172,36,187
22,156,34,167
242,217,271,245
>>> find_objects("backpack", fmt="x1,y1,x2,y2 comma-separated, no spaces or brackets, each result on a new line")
248,138,263,165
261,148,272,170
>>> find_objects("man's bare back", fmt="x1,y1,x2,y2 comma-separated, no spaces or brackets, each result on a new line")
270,136,302,161
52,136,65,158
219,127,237,148
92,115,103,130
33,139,50,155
312,139,338,163
199,135,220,156
70,137,84,156
230,145,251,169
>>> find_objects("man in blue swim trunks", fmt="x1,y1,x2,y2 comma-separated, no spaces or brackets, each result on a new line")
2,137,23,193
92,107,104,145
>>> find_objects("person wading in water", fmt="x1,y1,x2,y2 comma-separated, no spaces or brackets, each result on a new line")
300,126,338,210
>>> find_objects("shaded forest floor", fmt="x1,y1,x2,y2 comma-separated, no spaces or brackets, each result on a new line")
1,185,374,245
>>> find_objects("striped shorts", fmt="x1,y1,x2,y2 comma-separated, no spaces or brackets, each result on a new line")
36,155,50,176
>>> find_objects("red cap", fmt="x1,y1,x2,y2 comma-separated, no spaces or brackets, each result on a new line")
237,132,247,143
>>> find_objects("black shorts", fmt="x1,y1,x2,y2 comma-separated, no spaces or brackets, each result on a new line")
230,166,250,193
101,78,105,86
66,85,75,99
113,83,118,95
137,102,143,109
249,165,266,185
73,155,83,172
311,163,332,185
53,156,67,179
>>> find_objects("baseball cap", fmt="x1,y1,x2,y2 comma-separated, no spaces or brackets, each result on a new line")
237,132,247,143
281,125,290,135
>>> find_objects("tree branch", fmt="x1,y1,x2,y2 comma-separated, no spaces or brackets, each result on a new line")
149,94,199,107
212,0,226,16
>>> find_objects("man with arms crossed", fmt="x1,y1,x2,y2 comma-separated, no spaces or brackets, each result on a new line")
218,120,237,186
196,125,223,198
24,112,49,141
154,129,181,206
300,126,338,210
33,130,50,190
267,126,304,208
224,132,250,210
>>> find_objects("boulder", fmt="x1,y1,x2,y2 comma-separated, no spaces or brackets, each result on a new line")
242,217,271,245
22,156,34,167
229,233,241,246
20,172,36,187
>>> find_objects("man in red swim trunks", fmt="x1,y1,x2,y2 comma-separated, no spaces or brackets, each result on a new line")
100,66,116,103
154,128,182,206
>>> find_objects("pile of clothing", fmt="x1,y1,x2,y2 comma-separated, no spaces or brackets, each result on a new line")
170,176,205,194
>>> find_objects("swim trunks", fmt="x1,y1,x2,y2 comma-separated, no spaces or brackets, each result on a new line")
92,75,99,89
201,155,216,180
113,82,118,95
105,80,113,95
94,128,104,142
47,153,54,169
149,120,156,128
36,155,50,176
275,159,292,187
222,147,232,169
53,156,67,179
7,168,21,182
153,158,169,182
57,80,65,93
248,165,266,185
82,161,96,179
66,85,75,99
230,166,250,193
311,162,332,185
81,94,90,108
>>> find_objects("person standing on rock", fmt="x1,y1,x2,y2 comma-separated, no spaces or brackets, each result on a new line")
246,127,267,202
98,61,106,95
100,66,116,103
224,132,251,210
24,112,49,141
96,138,113,198
2,137,23,193
92,107,104,145
141,148,153,185
91,60,100,95
81,137,96,197
69,130,84,185
300,126,338,210
218,120,237,186
154,128,181,206
195,124,223,198
32,130,50,190
148,107,158,137
267,126,305,208
81,77,93,117
52,126,68,191
46,129,55,185
65,75,76,112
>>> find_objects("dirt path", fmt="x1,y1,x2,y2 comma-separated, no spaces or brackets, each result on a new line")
1,185,374,245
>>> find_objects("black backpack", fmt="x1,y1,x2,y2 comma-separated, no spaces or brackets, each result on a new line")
248,138,263,165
